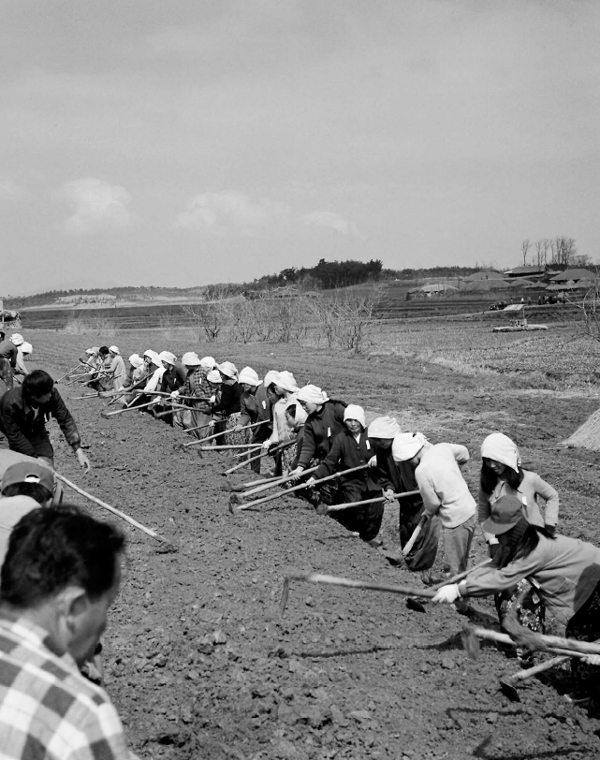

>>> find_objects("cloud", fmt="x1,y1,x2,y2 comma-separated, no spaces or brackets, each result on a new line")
302,211,357,236
0,178,28,201
175,191,290,236
57,178,135,236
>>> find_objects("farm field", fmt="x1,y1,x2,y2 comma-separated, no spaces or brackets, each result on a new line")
12,324,600,760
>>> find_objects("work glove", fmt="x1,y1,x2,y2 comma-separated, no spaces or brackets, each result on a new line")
233,424,244,433
305,477,317,488
209,395,216,404
432,584,461,604
383,488,395,503
367,455,377,467
170,390,180,399
290,466,305,481
208,420,216,428
75,448,91,473
583,654,600,666
262,439,272,450
544,524,557,537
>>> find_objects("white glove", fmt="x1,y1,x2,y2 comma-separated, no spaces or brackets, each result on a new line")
262,439,271,449
305,476,317,487
209,395,216,404
367,455,377,467
383,488,395,502
432,584,461,604
583,654,600,666
170,390,180,399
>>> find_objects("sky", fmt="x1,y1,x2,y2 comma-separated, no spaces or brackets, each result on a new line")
1,0,599,295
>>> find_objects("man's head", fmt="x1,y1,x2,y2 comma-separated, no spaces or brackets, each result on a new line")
1,460,54,506
22,369,55,407
1,505,125,664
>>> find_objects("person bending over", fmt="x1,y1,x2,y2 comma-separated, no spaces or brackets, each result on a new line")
0,369,90,471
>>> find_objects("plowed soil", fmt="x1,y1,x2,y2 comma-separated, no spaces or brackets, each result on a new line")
27,327,600,760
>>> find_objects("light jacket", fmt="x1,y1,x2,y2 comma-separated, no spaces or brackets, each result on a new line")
479,469,559,544
461,534,600,626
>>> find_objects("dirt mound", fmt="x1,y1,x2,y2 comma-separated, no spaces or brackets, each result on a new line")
563,408,600,451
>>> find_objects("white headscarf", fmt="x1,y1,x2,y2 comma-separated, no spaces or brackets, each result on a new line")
481,433,521,473
391,432,428,462
343,404,366,428
367,416,401,439
275,371,300,394
238,366,260,386
297,384,328,404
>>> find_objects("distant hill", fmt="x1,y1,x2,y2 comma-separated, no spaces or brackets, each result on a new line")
6,261,495,310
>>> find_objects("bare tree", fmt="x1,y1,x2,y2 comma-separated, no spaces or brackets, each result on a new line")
521,239,531,267
534,239,545,269
550,236,577,266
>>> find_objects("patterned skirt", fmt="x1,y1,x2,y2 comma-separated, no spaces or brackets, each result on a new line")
225,412,249,447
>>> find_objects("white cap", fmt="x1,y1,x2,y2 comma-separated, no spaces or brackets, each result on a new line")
109,345,120,355
207,369,222,383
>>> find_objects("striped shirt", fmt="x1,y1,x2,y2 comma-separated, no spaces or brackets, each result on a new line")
0,613,132,759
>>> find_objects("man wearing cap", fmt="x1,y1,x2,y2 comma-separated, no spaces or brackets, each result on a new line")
432,497,600,689
0,458,56,562
0,369,90,472
392,433,476,581
0,504,136,759
291,385,346,480
0,333,25,391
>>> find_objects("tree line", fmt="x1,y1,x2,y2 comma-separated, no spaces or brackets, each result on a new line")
520,237,592,269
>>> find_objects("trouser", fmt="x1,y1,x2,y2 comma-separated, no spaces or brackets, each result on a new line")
174,408,213,440
442,512,477,575
0,358,14,391
249,425,271,474
331,483,384,542
566,580,600,699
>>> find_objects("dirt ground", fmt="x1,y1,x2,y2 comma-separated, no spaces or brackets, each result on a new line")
22,325,600,759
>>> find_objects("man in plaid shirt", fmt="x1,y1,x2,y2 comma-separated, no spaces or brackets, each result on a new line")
0,504,136,759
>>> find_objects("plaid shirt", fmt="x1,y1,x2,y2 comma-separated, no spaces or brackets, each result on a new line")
0,613,132,760
180,368,212,412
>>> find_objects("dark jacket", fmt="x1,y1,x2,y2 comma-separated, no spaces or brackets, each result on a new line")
375,446,418,494
159,364,187,394
0,387,81,457
314,428,379,491
212,382,242,418
0,340,18,368
297,400,347,469
239,384,272,427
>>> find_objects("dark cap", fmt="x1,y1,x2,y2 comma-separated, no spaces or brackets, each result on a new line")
1,461,54,495
481,494,524,536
